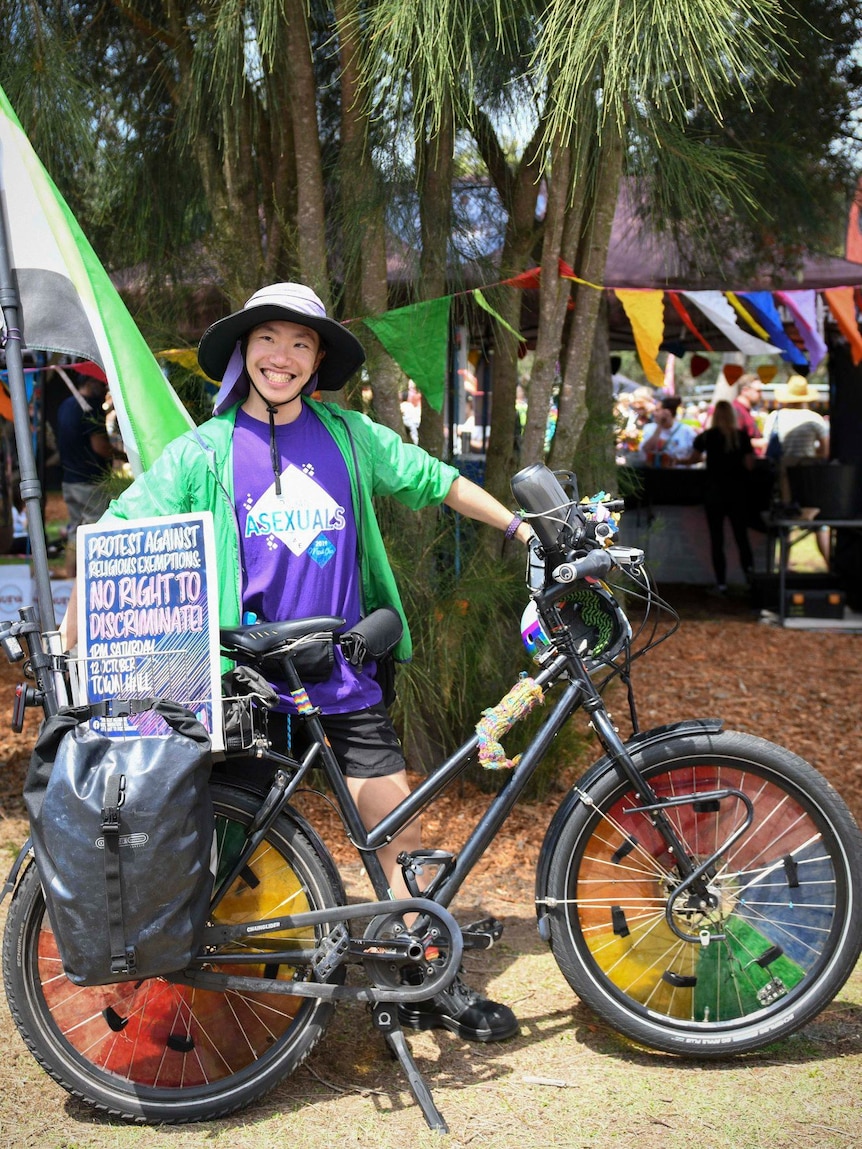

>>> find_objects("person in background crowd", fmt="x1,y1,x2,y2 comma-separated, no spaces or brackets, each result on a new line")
763,374,830,560
629,388,655,431
640,396,696,467
400,381,422,444
458,394,485,454
514,383,528,454
763,375,828,467
732,374,765,454
10,493,29,554
686,399,755,594
55,372,115,577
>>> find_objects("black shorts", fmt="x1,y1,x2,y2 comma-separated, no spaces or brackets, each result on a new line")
268,703,405,779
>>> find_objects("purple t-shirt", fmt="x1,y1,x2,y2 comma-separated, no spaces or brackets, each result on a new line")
233,405,381,713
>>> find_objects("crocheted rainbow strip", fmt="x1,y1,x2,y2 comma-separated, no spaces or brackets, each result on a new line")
475,677,545,769
290,686,314,715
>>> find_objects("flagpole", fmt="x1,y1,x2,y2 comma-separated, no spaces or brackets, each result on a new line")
0,190,65,714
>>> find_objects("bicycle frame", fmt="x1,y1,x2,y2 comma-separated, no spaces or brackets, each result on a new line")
220,577,714,933
300,652,581,908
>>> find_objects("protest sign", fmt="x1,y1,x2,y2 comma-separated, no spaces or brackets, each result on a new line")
76,513,223,748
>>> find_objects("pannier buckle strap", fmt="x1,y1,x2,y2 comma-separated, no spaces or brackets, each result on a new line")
100,775,126,830
89,697,157,719
101,773,134,977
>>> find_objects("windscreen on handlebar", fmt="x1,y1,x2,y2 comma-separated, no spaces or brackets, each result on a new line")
510,464,586,556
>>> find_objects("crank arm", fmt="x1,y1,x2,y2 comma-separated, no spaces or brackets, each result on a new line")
187,897,464,999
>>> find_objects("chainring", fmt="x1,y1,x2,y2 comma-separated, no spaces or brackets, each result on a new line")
362,909,459,994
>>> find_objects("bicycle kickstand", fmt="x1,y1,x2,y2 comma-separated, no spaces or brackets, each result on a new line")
371,1003,448,1133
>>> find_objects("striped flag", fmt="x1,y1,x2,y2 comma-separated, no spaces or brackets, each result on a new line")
0,84,193,475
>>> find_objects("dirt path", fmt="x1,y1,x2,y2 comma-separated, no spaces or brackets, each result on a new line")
1,589,861,1148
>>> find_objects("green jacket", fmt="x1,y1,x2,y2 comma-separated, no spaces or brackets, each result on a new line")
103,399,459,662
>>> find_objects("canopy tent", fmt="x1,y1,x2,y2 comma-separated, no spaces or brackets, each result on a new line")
605,181,862,292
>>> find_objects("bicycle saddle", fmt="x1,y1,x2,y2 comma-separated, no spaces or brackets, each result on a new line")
219,616,345,659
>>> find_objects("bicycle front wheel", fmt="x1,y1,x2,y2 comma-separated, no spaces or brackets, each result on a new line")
3,783,345,1123
544,729,862,1055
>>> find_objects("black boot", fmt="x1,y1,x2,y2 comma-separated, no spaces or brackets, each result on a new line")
398,972,518,1042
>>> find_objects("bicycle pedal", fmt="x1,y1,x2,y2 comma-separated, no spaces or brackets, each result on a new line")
460,915,504,949
311,922,350,980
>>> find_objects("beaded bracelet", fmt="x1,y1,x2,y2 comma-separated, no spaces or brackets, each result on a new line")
504,514,523,540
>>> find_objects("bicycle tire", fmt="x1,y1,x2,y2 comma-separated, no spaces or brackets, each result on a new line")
543,729,862,1055
2,783,345,1123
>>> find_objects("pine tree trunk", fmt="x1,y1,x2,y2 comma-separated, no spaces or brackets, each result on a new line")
574,294,617,496
335,0,404,434
284,0,330,300
521,139,585,467
416,105,455,459
474,115,544,506
550,133,623,471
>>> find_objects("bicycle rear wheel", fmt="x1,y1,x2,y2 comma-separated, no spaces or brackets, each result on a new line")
3,783,345,1122
544,729,862,1055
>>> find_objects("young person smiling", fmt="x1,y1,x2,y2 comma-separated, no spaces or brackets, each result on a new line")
62,283,531,1042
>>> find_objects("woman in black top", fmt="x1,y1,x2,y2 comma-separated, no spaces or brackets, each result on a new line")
689,400,755,593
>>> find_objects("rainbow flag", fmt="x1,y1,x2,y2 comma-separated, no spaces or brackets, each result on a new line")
0,83,193,475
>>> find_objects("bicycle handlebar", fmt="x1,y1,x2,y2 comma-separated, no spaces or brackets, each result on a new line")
551,548,615,584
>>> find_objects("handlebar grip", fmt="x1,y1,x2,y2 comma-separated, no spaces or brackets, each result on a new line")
552,548,614,583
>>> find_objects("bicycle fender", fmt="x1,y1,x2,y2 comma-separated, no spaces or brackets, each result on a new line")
1,836,33,905
533,718,723,941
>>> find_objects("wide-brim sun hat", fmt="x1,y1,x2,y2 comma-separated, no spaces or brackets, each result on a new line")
199,283,366,413
774,374,820,404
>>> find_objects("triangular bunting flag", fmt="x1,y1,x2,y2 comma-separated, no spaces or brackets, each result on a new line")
667,291,713,352
758,364,777,385
737,291,808,367
726,293,773,343
614,290,666,387
774,290,828,370
473,288,524,341
502,267,541,289
363,296,452,412
823,287,862,365
158,348,218,381
846,177,862,263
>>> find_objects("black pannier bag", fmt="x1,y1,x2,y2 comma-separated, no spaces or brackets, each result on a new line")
24,699,213,986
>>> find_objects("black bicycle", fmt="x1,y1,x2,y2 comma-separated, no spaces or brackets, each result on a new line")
3,463,861,1132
